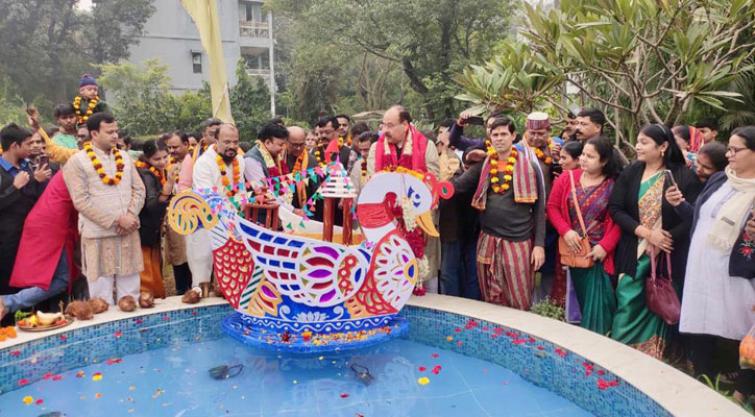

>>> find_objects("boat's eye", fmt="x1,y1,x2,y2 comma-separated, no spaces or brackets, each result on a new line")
406,186,422,208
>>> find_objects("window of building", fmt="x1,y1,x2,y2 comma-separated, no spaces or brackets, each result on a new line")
192,52,202,74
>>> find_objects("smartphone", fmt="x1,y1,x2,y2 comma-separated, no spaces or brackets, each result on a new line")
664,169,678,188
466,116,484,126
37,155,49,168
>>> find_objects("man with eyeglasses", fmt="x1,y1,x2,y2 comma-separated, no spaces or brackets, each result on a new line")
283,126,317,209
367,105,442,292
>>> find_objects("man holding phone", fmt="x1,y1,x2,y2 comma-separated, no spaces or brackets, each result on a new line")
447,110,498,152
0,123,51,297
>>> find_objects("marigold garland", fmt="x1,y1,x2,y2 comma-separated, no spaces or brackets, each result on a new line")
314,148,325,166
532,140,554,165
214,146,241,197
135,160,166,186
84,141,124,186
73,95,100,124
486,141,517,193
360,158,368,184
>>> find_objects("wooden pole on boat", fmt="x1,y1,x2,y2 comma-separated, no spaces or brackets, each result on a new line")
342,198,353,245
323,198,335,242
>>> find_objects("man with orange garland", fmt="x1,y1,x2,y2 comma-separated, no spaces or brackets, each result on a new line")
367,105,441,293
62,112,145,310
244,123,289,221
283,126,318,210
244,123,290,186
452,116,546,310
315,116,357,171
183,123,246,302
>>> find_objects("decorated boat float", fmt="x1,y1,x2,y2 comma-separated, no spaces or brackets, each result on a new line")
167,164,453,354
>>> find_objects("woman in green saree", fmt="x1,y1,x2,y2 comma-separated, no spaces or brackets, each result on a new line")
608,124,702,359
547,137,621,335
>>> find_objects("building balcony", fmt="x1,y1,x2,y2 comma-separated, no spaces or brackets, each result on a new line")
246,68,271,78
239,20,269,39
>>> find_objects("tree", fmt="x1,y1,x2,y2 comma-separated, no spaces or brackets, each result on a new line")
0,0,154,116
87,0,156,65
231,60,272,141
98,59,272,138
268,0,513,122
98,59,178,136
457,0,755,145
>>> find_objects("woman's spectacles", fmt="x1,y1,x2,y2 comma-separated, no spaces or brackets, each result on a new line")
726,146,749,155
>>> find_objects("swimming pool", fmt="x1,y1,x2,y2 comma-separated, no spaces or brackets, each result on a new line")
0,336,595,417
0,296,746,417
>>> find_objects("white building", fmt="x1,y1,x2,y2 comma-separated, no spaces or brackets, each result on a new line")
129,0,275,107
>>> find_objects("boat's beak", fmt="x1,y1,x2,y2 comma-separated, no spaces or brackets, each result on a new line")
416,211,439,238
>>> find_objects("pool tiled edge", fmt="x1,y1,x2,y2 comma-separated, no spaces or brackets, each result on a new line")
0,294,746,417
0,298,230,395
406,294,747,417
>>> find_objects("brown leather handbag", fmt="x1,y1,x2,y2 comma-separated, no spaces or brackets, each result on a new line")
646,250,681,325
558,171,595,269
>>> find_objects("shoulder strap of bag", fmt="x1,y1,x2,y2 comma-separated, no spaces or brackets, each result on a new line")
569,170,589,238
649,249,673,283
664,251,672,280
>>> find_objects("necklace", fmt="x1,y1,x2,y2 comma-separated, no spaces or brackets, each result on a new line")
487,141,517,193
135,160,166,186
360,158,368,184
314,147,325,166
73,96,100,124
530,138,553,165
84,141,124,186
214,146,241,197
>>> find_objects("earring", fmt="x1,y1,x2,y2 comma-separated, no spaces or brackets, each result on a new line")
661,149,665,157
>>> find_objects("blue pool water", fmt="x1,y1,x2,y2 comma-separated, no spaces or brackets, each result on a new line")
0,335,594,417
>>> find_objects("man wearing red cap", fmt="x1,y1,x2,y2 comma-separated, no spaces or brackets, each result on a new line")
521,112,566,305
522,112,562,195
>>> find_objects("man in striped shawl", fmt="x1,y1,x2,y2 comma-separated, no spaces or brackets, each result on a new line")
452,116,546,310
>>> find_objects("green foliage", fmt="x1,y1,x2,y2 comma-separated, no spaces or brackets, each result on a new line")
720,71,755,131
231,60,272,141
0,0,155,117
99,59,272,138
456,43,565,115
98,60,178,136
457,0,755,144
0,72,29,126
530,298,566,322
268,0,513,123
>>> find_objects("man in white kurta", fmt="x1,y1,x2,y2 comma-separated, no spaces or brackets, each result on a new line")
187,124,246,296
63,113,145,306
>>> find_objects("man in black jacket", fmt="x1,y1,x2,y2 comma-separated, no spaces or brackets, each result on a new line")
0,123,51,296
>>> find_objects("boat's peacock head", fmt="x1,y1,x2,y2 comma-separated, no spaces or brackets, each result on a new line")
356,168,454,238
166,189,227,235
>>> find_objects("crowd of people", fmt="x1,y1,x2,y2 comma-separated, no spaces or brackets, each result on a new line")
0,74,752,404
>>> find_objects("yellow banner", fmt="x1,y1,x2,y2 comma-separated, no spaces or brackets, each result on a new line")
181,0,234,123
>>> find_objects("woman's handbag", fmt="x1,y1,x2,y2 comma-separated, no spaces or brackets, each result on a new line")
558,171,595,269
645,250,681,325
